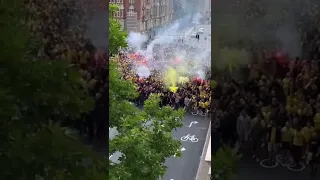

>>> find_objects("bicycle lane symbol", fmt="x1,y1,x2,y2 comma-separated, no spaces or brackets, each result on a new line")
180,134,199,142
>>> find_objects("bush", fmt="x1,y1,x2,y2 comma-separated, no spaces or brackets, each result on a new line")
212,146,241,180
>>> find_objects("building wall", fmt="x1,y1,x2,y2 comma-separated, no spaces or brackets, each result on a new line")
110,0,173,36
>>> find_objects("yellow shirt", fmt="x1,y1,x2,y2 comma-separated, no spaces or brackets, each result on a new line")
287,96,293,105
262,111,271,122
302,127,314,142
314,113,320,130
286,105,295,114
281,127,293,142
283,78,289,89
270,127,277,143
293,130,304,146
200,92,205,99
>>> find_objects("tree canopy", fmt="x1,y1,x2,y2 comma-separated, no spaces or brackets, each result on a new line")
109,4,128,55
1,0,186,179
108,4,185,180
1,0,109,179
212,147,241,180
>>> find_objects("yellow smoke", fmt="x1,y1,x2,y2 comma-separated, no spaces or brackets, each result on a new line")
178,76,189,84
176,65,187,75
169,86,178,93
164,67,178,87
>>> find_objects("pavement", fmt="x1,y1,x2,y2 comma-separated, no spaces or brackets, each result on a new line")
195,122,211,180
162,114,210,180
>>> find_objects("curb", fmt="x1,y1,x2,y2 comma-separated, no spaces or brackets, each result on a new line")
195,120,211,180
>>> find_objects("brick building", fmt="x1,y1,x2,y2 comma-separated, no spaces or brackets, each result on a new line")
109,0,173,37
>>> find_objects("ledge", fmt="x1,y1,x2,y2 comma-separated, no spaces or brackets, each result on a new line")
205,136,211,162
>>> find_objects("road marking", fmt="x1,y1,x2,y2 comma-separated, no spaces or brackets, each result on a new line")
184,27,194,36
170,179,174,180
180,134,199,142
109,155,113,159
188,121,198,127
173,147,186,157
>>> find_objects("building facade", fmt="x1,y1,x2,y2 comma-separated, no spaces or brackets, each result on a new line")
110,0,173,37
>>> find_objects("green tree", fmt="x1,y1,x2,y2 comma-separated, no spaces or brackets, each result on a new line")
212,147,241,180
0,0,109,179
108,4,185,180
109,4,128,55
109,59,185,180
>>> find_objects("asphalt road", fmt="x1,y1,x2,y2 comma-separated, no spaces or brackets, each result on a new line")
162,114,210,180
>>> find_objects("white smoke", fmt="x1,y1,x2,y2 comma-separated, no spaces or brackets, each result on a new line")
127,32,148,50
121,13,210,81
196,70,205,79
136,65,151,78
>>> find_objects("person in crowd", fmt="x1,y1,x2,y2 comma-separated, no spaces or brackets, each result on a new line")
266,120,281,164
307,132,320,176
280,121,293,164
291,126,305,168
250,114,265,162
237,110,252,151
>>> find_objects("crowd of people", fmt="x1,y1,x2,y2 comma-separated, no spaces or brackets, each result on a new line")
26,0,110,141
214,53,320,176
135,76,211,115
115,48,211,116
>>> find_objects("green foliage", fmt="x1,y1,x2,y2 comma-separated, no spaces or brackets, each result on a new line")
212,147,241,180
109,4,127,54
108,2,185,179
109,59,185,179
0,0,108,179
108,5,185,179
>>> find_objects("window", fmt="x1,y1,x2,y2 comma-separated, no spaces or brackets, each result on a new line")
120,9,124,17
128,10,134,16
129,0,135,4
128,5,134,16
116,0,120,3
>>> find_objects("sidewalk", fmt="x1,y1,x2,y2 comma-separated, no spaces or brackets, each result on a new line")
195,121,211,180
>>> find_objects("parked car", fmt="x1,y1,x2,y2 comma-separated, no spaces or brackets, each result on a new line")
190,32,197,38
198,28,205,34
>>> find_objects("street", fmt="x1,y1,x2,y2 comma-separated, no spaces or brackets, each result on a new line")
162,114,210,180
185,24,211,49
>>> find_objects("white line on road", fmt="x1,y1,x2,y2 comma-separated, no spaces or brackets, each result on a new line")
109,155,113,159
173,147,186,157
188,121,198,127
